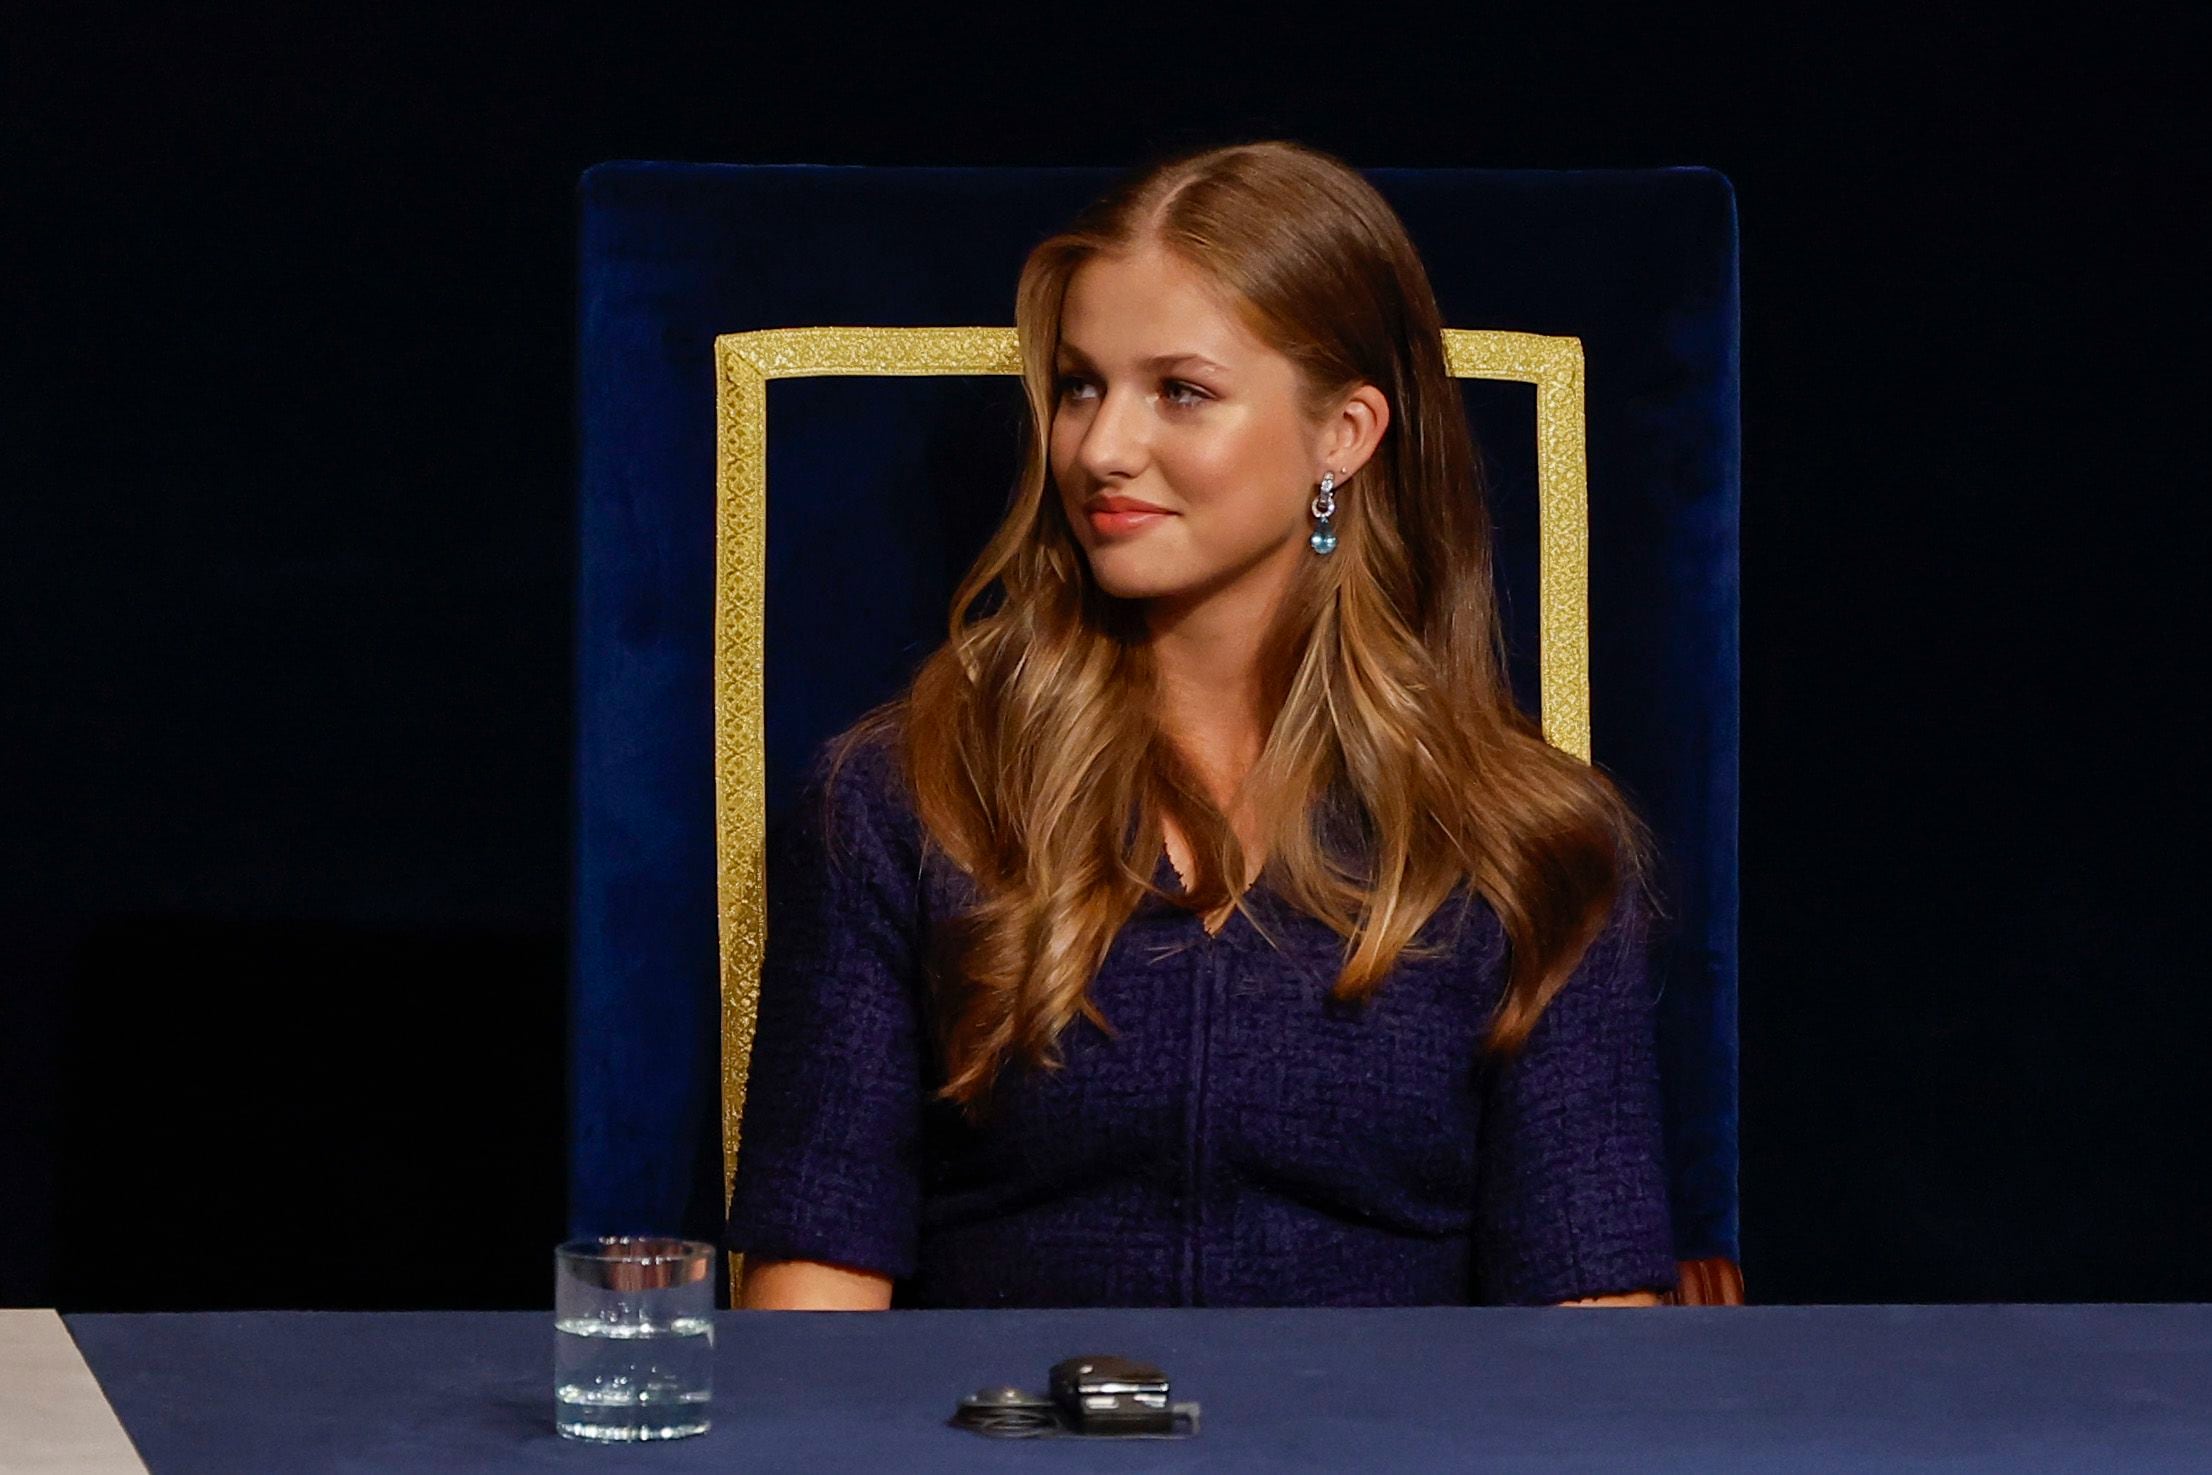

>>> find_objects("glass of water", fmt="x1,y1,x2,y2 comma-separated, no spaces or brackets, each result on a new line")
554,1236,715,1441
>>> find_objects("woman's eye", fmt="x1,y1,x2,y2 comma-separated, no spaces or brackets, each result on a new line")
1053,375,1209,407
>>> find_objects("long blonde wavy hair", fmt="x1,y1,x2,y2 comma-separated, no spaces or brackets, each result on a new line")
823,138,1663,1122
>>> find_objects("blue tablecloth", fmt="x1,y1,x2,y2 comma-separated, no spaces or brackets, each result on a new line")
67,1305,2212,1472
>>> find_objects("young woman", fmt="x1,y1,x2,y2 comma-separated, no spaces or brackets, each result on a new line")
725,139,1676,1310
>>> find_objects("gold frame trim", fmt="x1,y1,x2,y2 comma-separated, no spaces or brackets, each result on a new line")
711,324,1588,1283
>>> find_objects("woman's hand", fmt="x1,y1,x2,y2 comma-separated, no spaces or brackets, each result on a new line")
736,1256,894,1310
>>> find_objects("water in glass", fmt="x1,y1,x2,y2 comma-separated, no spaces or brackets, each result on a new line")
554,1236,714,1441
553,1313,713,1440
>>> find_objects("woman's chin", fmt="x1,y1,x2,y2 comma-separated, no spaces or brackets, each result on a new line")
1093,569,1196,605
1092,571,1168,601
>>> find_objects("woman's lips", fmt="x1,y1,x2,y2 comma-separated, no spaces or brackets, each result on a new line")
1086,507,1175,536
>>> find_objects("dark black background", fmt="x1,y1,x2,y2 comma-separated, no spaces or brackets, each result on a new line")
5,3,2202,1310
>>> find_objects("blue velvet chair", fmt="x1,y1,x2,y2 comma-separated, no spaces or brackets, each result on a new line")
571,160,1743,1305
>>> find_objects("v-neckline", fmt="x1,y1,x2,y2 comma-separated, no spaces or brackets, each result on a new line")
1154,844,1261,938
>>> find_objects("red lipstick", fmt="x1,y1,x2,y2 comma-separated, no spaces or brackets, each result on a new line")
1084,494,1176,537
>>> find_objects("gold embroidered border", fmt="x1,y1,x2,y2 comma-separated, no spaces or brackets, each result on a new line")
711,325,1589,1275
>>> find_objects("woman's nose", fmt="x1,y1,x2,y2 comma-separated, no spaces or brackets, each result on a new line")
1072,385,1149,482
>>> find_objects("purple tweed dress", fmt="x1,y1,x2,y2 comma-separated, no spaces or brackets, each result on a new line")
723,730,1678,1308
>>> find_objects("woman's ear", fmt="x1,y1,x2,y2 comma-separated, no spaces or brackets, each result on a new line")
1325,384,1390,481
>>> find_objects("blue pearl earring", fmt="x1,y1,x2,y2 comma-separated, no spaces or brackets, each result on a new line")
1309,470,1339,556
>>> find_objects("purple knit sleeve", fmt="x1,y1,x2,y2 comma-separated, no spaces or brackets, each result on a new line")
1474,883,1679,1305
722,736,928,1280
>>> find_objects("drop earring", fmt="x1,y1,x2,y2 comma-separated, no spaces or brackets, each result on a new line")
1309,470,1339,556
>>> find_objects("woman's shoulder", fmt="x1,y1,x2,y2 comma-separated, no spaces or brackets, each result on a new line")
803,719,905,803
810,718,991,923
791,712,911,831
788,719,929,889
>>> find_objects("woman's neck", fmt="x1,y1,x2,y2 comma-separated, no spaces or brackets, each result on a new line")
1143,549,1298,797
1152,642,1265,809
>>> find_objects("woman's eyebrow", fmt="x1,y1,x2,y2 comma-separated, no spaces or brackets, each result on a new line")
1055,347,1230,375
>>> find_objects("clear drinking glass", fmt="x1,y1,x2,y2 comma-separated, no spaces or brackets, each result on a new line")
553,1236,715,1441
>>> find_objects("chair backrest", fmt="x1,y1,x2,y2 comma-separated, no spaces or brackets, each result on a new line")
572,161,1742,1299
